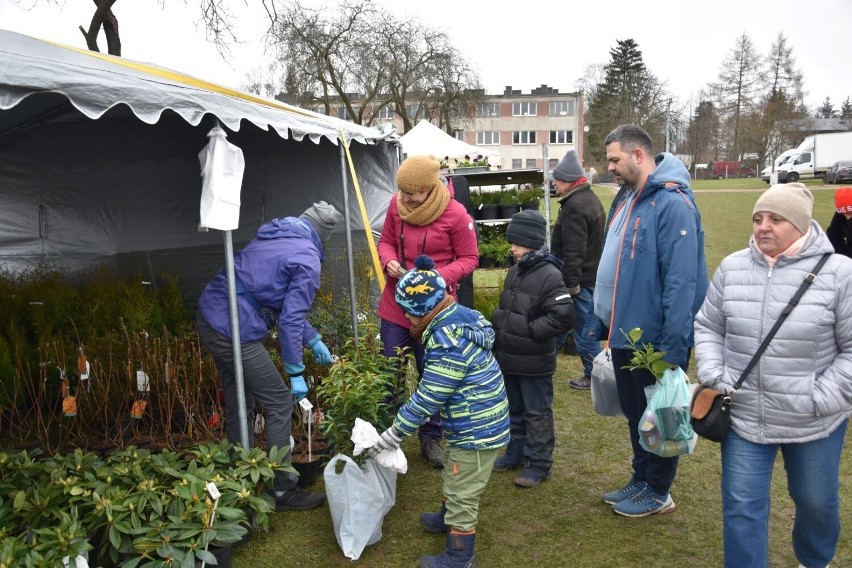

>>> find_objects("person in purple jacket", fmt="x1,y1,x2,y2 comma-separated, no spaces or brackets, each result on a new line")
196,201,343,512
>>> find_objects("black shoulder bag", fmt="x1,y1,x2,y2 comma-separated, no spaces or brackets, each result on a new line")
690,253,831,442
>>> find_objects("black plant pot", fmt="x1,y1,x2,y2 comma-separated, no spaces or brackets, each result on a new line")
521,200,540,211
500,205,521,218
478,255,497,269
196,543,232,568
502,255,515,268
292,456,321,487
479,205,501,220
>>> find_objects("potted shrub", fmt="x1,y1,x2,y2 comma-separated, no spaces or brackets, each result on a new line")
498,188,521,219
517,186,542,210
315,322,412,460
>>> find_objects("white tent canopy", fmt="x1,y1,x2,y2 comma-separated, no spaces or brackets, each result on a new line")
0,29,397,304
399,120,501,167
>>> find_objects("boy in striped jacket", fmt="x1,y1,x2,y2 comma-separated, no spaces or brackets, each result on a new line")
370,254,509,568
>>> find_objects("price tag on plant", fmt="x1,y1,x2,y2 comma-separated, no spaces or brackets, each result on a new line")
136,370,150,392
299,398,313,411
205,482,221,500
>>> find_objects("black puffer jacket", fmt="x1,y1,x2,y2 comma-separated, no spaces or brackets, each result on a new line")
492,253,574,376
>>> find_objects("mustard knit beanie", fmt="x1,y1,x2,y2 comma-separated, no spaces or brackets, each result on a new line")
397,155,441,194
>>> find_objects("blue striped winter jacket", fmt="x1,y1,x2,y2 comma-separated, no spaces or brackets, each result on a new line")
394,302,510,450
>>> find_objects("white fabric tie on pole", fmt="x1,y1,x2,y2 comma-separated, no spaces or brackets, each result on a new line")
198,124,250,448
198,126,244,231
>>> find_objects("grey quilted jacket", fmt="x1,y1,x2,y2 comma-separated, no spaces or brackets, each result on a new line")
694,221,852,444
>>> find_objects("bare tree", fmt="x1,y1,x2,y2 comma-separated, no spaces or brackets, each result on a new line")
241,62,284,99
741,33,806,170
13,0,248,57
266,0,481,130
709,33,763,159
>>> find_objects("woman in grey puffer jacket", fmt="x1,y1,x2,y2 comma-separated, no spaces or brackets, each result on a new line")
694,183,852,568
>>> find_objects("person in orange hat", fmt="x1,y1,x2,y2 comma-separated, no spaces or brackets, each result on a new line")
827,187,852,258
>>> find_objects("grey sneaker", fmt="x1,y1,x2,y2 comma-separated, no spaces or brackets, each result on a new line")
570,376,592,390
612,485,676,517
602,480,646,504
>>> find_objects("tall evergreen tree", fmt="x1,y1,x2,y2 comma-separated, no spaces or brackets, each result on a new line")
584,39,669,167
816,96,837,118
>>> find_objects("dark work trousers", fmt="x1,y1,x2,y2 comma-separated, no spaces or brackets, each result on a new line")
456,273,474,309
196,312,298,492
610,347,688,496
502,373,555,473
379,318,442,440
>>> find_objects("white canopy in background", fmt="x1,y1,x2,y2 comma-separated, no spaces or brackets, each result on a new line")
0,29,397,305
399,120,501,167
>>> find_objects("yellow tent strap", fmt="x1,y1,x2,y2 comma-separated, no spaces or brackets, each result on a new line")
46,40,316,118
338,128,386,293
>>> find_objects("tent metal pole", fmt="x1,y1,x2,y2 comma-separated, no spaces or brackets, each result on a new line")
542,144,552,248
339,144,359,343
223,230,250,448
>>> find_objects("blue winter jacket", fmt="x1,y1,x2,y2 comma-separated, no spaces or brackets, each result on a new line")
602,153,708,367
394,302,510,450
197,217,323,366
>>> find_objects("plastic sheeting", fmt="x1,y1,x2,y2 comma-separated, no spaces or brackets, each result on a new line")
0,29,398,305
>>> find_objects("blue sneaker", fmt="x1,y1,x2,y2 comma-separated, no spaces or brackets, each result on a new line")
602,480,645,504
612,485,676,517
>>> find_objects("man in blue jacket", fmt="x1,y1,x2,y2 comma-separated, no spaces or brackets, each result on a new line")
196,201,343,512
595,125,708,517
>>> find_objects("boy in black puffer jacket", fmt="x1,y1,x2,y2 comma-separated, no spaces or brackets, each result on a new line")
491,210,574,487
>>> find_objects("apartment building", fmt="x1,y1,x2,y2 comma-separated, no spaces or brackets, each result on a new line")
458,84,584,171
292,84,585,172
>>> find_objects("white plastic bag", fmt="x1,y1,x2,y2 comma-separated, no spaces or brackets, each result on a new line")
324,454,397,560
591,348,623,417
351,417,408,473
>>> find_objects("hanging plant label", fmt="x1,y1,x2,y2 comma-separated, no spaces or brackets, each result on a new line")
79,360,91,381
62,396,78,417
136,370,150,392
130,399,147,419
205,481,221,500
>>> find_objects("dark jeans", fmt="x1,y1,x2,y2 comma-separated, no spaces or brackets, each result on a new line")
610,348,688,495
380,319,442,440
196,312,298,492
502,373,555,473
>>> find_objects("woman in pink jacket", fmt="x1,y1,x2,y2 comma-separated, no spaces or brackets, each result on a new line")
377,155,479,467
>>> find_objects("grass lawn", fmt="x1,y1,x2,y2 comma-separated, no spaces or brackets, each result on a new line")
233,179,851,567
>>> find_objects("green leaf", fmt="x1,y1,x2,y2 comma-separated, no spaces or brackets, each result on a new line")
651,359,670,378
628,327,643,343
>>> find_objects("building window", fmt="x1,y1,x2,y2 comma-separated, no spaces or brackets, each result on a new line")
405,104,423,121
549,101,574,116
476,131,500,145
548,158,559,169
526,159,537,168
512,131,536,145
512,102,537,116
336,107,351,120
376,106,395,119
549,130,574,144
453,130,464,141
512,159,523,169
476,103,499,117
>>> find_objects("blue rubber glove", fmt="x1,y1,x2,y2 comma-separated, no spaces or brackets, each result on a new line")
290,375,308,402
310,338,334,365
367,426,403,458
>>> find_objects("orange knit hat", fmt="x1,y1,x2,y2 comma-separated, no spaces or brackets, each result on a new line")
834,187,852,214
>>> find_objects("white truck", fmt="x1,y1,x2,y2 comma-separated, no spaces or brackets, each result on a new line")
776,132,852,183
760,149,798,183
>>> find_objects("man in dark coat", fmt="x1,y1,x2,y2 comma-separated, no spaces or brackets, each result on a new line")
550,150,606,389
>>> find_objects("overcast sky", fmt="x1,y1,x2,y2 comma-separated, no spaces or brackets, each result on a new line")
2,0,851,114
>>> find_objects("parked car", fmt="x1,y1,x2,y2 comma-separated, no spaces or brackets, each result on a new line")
824,160,852,184
711,160,755,179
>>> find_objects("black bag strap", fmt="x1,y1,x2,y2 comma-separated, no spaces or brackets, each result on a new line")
732,252,832,393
